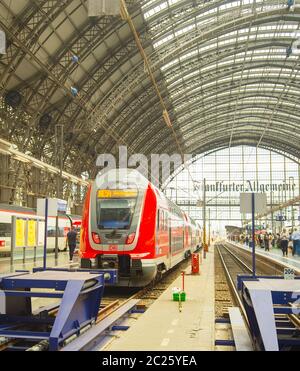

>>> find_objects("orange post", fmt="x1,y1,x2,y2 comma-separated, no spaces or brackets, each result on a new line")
181,271,185,291
191,253,200,274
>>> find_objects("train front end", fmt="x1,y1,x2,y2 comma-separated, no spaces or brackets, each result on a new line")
80,169,158,287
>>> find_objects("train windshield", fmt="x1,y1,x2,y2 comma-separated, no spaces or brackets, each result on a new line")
97,198,137,230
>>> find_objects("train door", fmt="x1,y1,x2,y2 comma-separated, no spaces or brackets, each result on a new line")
156,209,160,256
168,214,173,268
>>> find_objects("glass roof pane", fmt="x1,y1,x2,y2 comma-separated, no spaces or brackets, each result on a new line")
141,0,300,156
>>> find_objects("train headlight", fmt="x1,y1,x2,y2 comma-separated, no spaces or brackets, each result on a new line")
126,233,136,245
92,232,101,244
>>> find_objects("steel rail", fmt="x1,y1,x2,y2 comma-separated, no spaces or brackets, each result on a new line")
216,244,251,329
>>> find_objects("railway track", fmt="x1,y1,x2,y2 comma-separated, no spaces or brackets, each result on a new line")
215,241,284,324
225,242,299,277
0,255,193,351
215,241,300,351
214,242,254,350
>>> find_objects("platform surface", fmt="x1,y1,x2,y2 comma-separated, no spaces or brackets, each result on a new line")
0,252,77,274
104,249,215,351
229,241,300,273
5,270,97,282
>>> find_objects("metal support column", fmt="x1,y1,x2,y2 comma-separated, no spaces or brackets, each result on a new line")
251,193,256,278
10,216,16,270
203,178,207,250
55,125,64,260
43,199,49,271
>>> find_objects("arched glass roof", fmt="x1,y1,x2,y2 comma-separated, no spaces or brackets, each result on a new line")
0,0,299,178
163,145,300,232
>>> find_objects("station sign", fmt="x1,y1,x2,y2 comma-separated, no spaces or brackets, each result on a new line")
37,198,67,217
240,193,267,214
97,189,137,199
284,268,295,280
57,199,68,214
246,225,264,231
276,215,286,222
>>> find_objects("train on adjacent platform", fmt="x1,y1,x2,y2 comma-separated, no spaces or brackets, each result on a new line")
80,169,202,287
0,204,81,256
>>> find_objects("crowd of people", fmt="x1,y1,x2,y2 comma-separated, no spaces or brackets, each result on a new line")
241,228,300,257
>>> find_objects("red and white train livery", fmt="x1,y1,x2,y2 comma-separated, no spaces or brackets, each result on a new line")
80,169,201,287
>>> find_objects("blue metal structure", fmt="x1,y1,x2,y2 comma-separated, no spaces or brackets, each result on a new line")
33,267,118,286
251,193,256,278
0,268,117,351
61,299,141,351
239,276,300,351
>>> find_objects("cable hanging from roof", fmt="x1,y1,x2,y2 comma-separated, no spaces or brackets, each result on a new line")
119,0,173,129
119,0,201,195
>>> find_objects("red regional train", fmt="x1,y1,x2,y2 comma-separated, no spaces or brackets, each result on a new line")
80,169,202,287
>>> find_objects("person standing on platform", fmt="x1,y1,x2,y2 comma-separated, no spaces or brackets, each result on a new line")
271,234,276,249
67,226,77,262
264,234,270,251
291,228,300,256
258,235,261,247
280,233,289,257
276,233,281,249
268,233,273,250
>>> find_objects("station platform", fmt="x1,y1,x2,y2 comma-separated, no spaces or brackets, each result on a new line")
0,252,77,274
228,241,300,273
104,249,215,351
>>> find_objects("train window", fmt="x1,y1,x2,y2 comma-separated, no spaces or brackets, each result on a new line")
97,198,137,230
170,219,184,253
47,227,65,238
0,223,12,237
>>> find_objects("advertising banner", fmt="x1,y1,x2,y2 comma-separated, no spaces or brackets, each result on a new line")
15,219,26,247
27,220,36,247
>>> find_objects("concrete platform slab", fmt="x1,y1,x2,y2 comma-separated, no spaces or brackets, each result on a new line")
0,252,78,274
104,249,215,351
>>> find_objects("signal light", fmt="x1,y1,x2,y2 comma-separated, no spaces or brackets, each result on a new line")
126,233,136,245
92,232,101,244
